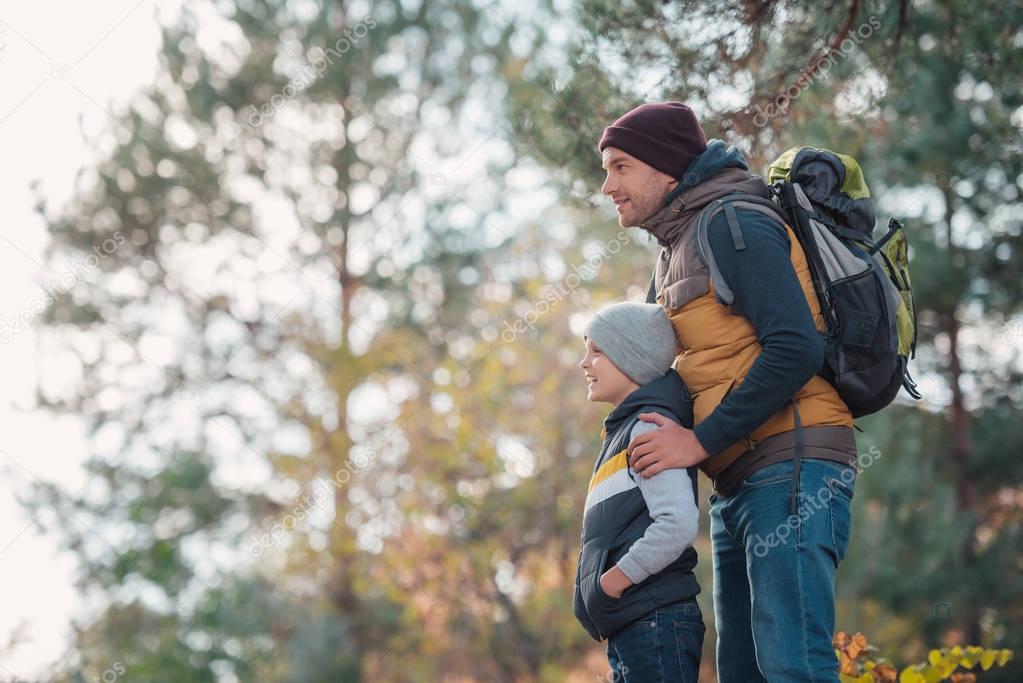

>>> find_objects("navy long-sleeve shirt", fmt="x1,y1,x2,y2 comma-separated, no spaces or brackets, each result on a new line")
691,209,825,459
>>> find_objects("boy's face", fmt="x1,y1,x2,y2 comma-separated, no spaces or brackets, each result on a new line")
579,338,639,406
600,147,677,228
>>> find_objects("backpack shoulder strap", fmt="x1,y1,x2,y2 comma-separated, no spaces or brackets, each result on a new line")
695,193,790,305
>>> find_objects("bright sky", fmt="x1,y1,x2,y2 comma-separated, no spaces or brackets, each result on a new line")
0,1,174,677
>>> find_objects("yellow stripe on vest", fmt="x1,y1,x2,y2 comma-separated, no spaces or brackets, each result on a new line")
588,449,628,493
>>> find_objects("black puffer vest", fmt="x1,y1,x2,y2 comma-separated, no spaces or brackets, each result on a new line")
572,370,701,642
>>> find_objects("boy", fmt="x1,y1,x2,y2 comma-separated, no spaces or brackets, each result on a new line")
573,301,704,682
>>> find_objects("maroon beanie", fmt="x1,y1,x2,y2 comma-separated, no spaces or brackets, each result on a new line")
598,102,707,179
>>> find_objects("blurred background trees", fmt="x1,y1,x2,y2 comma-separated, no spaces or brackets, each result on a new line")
16,0,1021,681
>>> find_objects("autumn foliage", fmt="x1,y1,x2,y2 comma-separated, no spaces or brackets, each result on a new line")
835,631,1013,683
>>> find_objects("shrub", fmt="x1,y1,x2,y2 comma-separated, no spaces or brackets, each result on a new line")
834,631,1013,682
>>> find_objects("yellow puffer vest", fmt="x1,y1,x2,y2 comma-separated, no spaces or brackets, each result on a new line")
642,168,852,479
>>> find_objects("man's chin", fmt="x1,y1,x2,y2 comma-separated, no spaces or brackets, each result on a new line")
617,206,649,228
617,212,638,228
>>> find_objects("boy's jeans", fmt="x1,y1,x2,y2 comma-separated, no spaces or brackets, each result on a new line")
605,597,704,682
710,458,855,683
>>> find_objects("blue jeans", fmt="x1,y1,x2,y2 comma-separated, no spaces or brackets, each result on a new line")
710,458,855,683
605,597,704,683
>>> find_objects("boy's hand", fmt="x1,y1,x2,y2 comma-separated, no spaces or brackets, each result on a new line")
627,412,711,477
599,565,632,599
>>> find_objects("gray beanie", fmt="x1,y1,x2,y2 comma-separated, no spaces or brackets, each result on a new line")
582,302,679,385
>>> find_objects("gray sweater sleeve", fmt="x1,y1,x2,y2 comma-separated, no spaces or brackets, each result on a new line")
615,420,700,585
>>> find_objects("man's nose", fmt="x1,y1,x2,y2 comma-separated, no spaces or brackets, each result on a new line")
602,175,616,196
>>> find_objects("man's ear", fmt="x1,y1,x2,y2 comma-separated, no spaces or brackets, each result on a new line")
662,169,679,191
662,176,679,205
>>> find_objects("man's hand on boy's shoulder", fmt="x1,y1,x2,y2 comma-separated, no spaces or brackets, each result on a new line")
627,413,711,476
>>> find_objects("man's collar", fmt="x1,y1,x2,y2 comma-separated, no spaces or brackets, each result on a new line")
638,193,689,245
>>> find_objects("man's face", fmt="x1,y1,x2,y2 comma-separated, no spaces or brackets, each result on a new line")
601,147,678,227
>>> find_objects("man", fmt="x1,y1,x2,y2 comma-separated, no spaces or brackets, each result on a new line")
598,101,859,682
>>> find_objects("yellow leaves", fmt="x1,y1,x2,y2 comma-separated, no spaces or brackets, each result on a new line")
899,669,924,683
840,673,874,683
976,647,1013,671
959,646,981,669
944,648,1008,676
834,630,1013,682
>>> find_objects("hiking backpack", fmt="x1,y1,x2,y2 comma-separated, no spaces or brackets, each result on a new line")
694,146,922,418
